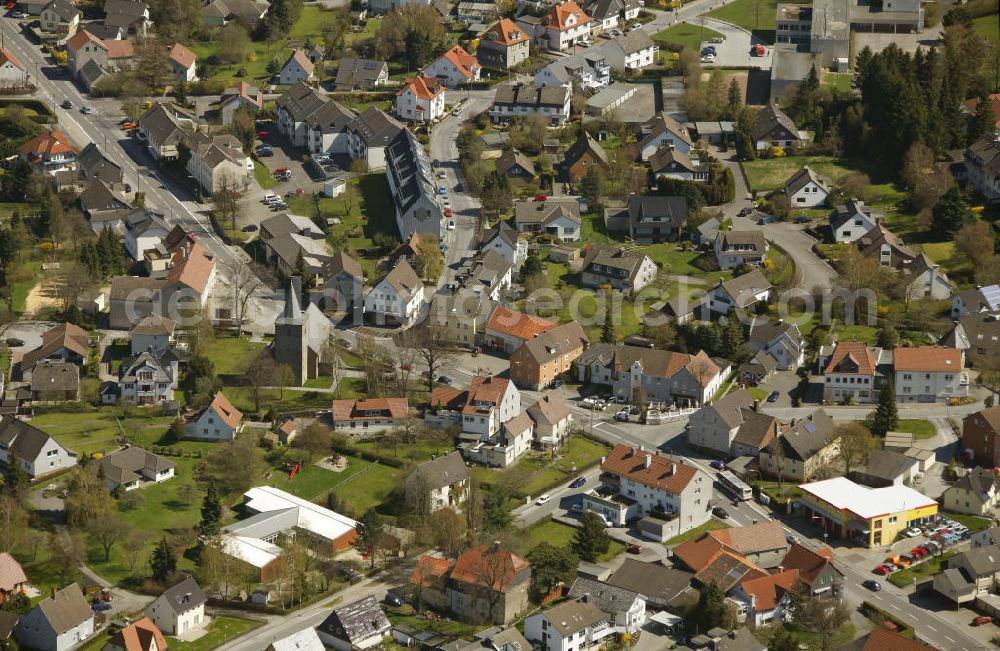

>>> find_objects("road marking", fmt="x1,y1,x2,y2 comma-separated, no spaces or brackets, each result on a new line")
944,637,955,643
926,626,936,631
889,604,901,611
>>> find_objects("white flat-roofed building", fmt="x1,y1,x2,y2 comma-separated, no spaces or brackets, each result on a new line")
241,486,358,550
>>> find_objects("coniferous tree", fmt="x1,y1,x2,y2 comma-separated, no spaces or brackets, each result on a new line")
601,300,616,344
150,537,176,583
932,186,970,236
199,485,222,538
870,379,899,437
572,512,611,562
969,93,997,145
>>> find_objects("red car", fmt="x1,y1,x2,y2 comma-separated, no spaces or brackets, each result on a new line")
533,193,548,201
626,544,642,554
256,131,269,139
444,208,453,217
872,565,891,576
909,548,926,559
973,615,993,626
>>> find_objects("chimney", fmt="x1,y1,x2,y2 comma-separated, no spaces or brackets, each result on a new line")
670,462,677,474
644,454,652,469
581,593,589,603
753,399,760,412
493,540,502,551
752,519,758,525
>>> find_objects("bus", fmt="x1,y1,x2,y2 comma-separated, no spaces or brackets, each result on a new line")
717,470,753,501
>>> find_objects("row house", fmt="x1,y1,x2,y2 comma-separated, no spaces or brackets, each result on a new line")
345,106,405,172
385,129,445,241
489,82,571,126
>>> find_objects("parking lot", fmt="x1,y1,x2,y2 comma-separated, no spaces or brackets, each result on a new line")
698,18,773,70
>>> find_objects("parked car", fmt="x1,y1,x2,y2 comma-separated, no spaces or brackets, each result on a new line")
710,35,725,43
580,397,604,410
4,338,24,347
872,565,891,576
973,616,993,626
904,527,922,537
446,219,455,230
795,216,812,224
578,38,593,47
863,580,882,592
549,379,564,388
737,207,753,217
626,544,642,554
615,408,630,422
786,534,799,545
384,593,404,607
766,390,779,402
436,375,453,385
439,186,448,195
709,460,726,470
91,602,113,612
535,494,551,505
241,224,258,233
712,506,729,519
570,476,586,489
80,106,93,114
700,54,716,63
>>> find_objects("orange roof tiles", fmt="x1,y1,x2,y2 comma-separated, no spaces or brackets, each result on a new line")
431,386,467,411
166,241,215,294
483,18,528,46
411,555,451,588
331,398,409,421
780,543,838,587
600,444,698,494
673,535,725,572
18,130,73,157
66,29,98,53
168,42,196,69
0,552,28,593
103,38,134,59
208,391,242,430
107,617,167,651
738,568,799,611
862,626,941,651
893,346,963,373
398,75,444,100
544,0,590,31
463,375,511,416
0,47,25,71
823,341,877,376
694,549,766,592
450,545,529,592
709,520,787,556
485,306,557,341
438,45,480,79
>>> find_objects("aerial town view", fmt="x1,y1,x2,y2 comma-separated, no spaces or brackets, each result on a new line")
0,0,997,647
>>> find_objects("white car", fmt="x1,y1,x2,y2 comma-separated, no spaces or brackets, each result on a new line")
628,23,643,32
578,38,593,47
535,494,551,505
701,54,716,63
580,397,604,410
446,220,456,230
904,527,922,537
437,170,446,179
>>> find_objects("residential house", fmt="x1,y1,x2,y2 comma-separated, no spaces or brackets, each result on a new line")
14,584,93,651
460,409,534,468
460,375,522,440
104,618,168,651
17,322,89,382
962,406,1000,468
481,223,528,269
396,75,446,122
567,578,645,634
0,416,76,479
427,290,495,347
704,269,772,317
331,398,409,434
896,252,954,300
854,627,943,651
580,245,658,295
606,558,693,610
941,313,1000,368
852,449,919,487
575,344,726,407
102,0,150,37
200,0,270,26
943,467,1000,516
123,208,169,261
685,388,756,455
333,58,389,91
965,135,1000,201
96,446,175,492
634,112,692,161
277,49,314,86
973,525,1000,549
510,321,589,390
460,250,513,301
952,284,1000,320
275,82,332,148
742,318,805,371
522,0,592,52
601,30,658,70
934,544,1000,605
129,314,175,355
18,130,76,176
405,451,469,513
675,520,789,570
730,409,787,458
693,216,720,246
40,0,80,34
564,130,610,181
261,222,331,277
412,545,530,624
750,104,802,150
117,350,178,406
496,149,536,180
317,596,390,651
784,165,830,207
30,362,80,403
65,30,135,90
729,569,798,626
821,340,885,404
184,392,243,441
534,51,610,89
894,346,967,403
220,81,263,125
829,199,882,244
346,107,404,171
266,628,325,651
759,409,838,482
386,130,445,240
145,577,206,636
137,102,196,160
582,444,712,540
0,554,29,605
714,230,768,269
423,45,481,87
186,132,252,194
167,42,197,81
582,0,639,30
305,99,355,156
780,543,843,600
514,199,581,241
524,597,612,651
489,82,571,126
0,48,28,89
649,147,707,182
483,306,558,354
363,260,424,326
476,19,530,70
322,251,364,323
527,392,573,449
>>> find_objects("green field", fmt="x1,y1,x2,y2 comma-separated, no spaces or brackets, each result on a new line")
707,0,779,41
973,12,999,45
470,437,611,500
665,518,728,545
741,156,898,195
652,21,725,52
895,419,936,441
325,456,405,517
941,511,993,531
31,410,177,457
519,518,626,561
168,616,262,651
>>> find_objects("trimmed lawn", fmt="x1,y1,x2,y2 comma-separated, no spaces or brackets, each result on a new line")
263,462,344,502
11,260,40,313
168,616,262,651
519,518,625,562
30,410,177,457
387,611,481,639
888,551,956,587
821,71,854,94
742,156,899,195
918,241,955,264
224,385,339,414
665,519,728,545
652,21,725,52
472,437,611,499
973,13,999,45
253,161,278,189
941,511,993,531
201,335,266,378
895,419,936,441
707,0,779,42
753,480,803,503
325,455,406,517
836,324,878,344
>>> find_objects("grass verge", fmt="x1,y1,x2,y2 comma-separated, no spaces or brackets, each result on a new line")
665,518,728,545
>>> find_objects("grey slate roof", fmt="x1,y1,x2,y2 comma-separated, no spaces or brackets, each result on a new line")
97,446,175,486
0,416,69,464
30,361,79,392
318,595,391,645
857,449,916,482
750,103,799,142
538,598,607,637
957,544,1000,576
714,269,772,308
32,584,92,634
78,143,124,185
606,558,691,607
567,577,642,616
382,260,422,302
42,0,80,21
775,409,836,461
784,165,830,196
334,58,387,90
493,82,569,109
705,389,756,429
949,467,999,505
347,107,404,148
610,28,654,55
154,577,207,614
627,195,688,230
635,111,692,151
409,451,468,491
275,82,328,123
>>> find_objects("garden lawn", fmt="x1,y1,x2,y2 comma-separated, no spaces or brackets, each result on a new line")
263,462,343,501
888,551,956,587
652,21,725,52
30,410,178,457
707,0,780,42
168,616,262,651
11,260,40,313
821,71,854,94
387,611,481,638
519,518,625,561
895,419,936,441
836,324,878,345
973,13,999,45
253,161,278,189
224,386,339,414
325,455,405,517
201,335,266,379
665,518,728,545
753,480,803,503
474,438,610,499
742,156,898,195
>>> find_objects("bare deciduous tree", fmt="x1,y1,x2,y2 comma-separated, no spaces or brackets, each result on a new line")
225,261,263,337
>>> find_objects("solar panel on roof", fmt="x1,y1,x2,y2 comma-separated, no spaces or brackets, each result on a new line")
804,421,816,433
983,285,1000,311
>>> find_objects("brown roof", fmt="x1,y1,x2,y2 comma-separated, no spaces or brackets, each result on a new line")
893,346,962,373
709,520,787,555
66,29,98,53
862,626,941,651
482,18,528,46
102,38,134,59
0,553,28,593
823,341,877,376
410,555,451,588
450,545,529,592
331,398,409,421
166,241,215,294
207,392,242,429
168,42,196,69
673,535,725,572
738,568,798,610
780,543,839,587
398,75,444,101
18,130,74,157
430,386,467,411
20,322,89,370
35,584,92,634
527,393,570,425
694,550,766,592
966,406,1000,436
732,410,785,451
518,321,589,364
463,375,511,416
486,306,557,340
601,444,698,494
107,617,167,651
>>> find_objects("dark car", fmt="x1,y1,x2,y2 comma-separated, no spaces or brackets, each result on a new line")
795,216,812,224
549,379,564,389
61,99,73,109
863,580,881,592
4,338,24,347
767,390,780,402
709,460,726,470
384,592,404,607
570,476,586,489
241,224,258,232
712,506,729,519
626,544,642,554
437,375,454,385
91,602,113,612
257,148,273,157
737,207,753,217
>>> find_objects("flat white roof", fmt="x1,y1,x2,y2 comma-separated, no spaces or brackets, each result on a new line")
221,534,282,568
798,476,937,520
243,486,358,542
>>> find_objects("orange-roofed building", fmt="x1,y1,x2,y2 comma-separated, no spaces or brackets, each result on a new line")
186,391,243,441
462,375,521,439
477,19,531,70
168,42,197,82
423,45,481,87
893,346,968,403
780,543,844,599
396,75,446,122
18,130,76,175
821,340,887,404
105,617,168,651
66,30,136,90
0,47,28,89
729,568,799,626
409,545,531,624
861,626,942,651
581,444,713,539
483,305,558,354
521,0,592,52
0,552,29,605
331,398,409,433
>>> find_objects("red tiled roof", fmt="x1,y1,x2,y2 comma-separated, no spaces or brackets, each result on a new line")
166,241,214,294
18,130,73,157
673,535,725,572
893,346,963,373
485,306,557,341
331,398,409,421
600,444,698,494
431,386,467,411
411,555,451,588
0,47,25,72
738,568,799,611
482,18,528,46
463,375,510,416
0,552,28,593
398,75,444,100
66,29,98,53
108,617,167,651
102,38,134,59
208,391,242,430
780,543,838,586
543,0,590,31
862,626,941,651
694,549,766,591
168,42,196,69
438,45,480,79
450,545,529,592
709,520,787,555
823,341,876,376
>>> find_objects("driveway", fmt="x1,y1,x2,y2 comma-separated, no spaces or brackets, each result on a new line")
0,320,56,363
699,18,773,70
